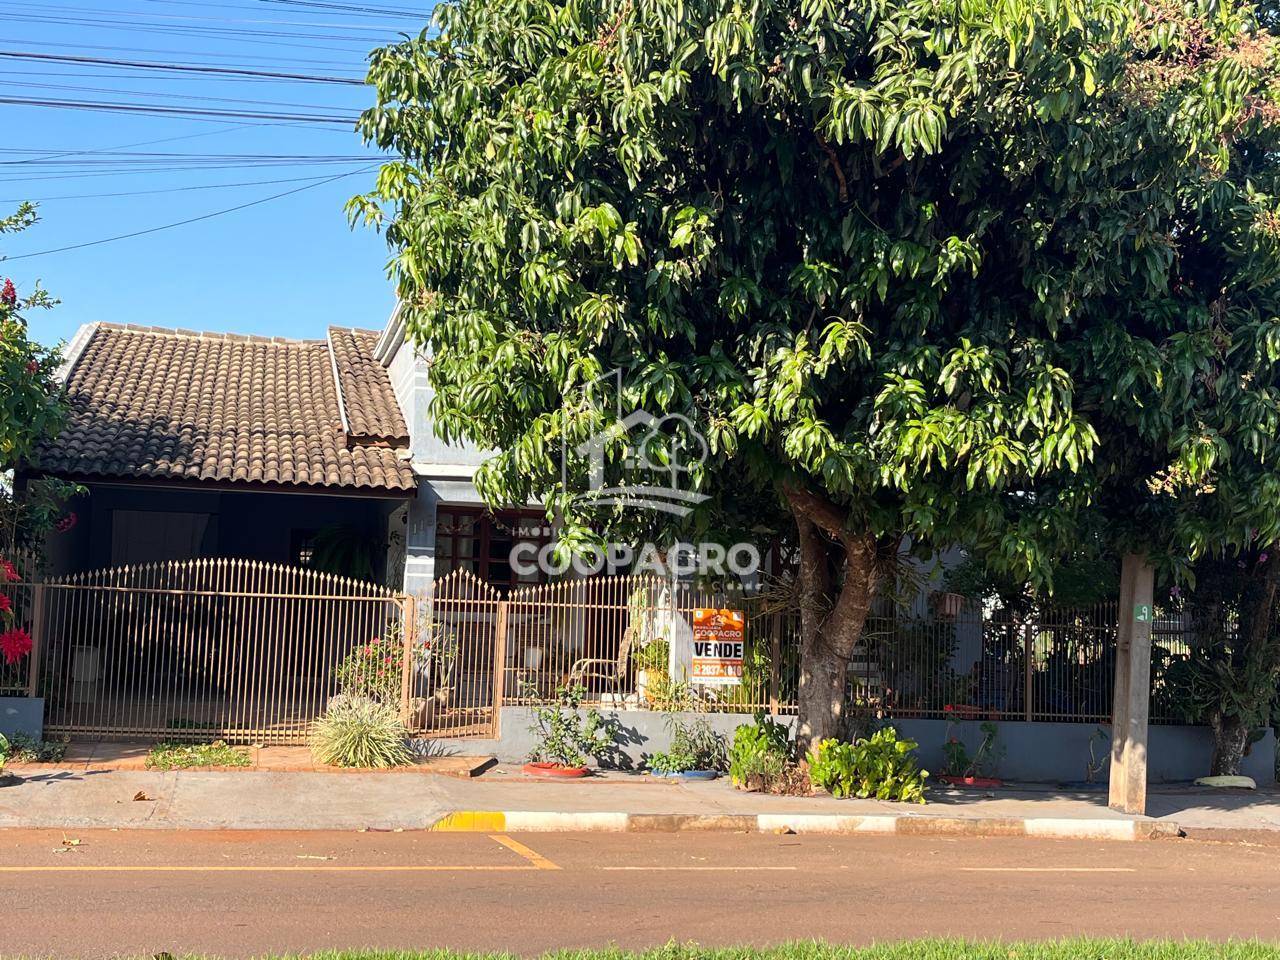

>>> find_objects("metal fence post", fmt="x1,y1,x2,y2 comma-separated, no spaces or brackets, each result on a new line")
399,595,416,727
769,612,781,716
27,581,45,698
1023,621,1034,722
493,599,509,736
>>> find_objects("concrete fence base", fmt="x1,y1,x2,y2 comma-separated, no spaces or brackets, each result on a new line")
430,706,1277,786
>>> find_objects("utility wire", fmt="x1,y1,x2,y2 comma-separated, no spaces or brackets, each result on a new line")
2,170,379,202
0,51,364,84
3,165,378,261
0,96,359,124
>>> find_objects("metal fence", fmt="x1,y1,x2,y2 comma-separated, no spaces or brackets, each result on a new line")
1,561,1211,742
34,559,413,744
854,601,1193,725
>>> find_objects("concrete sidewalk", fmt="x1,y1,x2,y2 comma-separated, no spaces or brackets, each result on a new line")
3,762,1277,837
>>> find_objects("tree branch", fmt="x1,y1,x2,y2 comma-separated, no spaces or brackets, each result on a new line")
815,133,849,205
784,482,851,545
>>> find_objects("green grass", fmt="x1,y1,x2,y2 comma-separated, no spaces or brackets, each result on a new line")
144,740,252,770
172,941,1280,960
233,942,1280,960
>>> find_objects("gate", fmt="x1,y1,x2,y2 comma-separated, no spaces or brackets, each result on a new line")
406,568,503,740
36,559,409,745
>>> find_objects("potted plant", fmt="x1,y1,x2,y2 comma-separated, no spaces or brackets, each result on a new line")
631,637,669,704
939,716,1004,787
523,684,616,778
646,715,727,780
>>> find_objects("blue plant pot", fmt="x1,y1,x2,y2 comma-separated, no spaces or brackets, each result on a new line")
649,768,719,781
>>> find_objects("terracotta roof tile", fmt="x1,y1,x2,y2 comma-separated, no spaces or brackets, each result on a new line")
328,326,410,445
36,323,415,494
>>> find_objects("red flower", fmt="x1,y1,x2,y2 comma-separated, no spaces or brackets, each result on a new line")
0,559,17,583
56,512,77,533
1,279,15,306
26,360,37,375
0,627,31,665
943,704,954,713
0,594,10,615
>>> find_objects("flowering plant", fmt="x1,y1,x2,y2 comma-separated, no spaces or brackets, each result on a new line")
0,555,29,667
334,635,403,704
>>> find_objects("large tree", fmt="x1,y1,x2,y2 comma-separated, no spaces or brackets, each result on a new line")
354,0,1280,746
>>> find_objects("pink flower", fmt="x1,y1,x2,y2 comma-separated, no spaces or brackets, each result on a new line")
0,594,10,615
0,559,17,583
56,512,77,533
0,627,31,665
1,279,15,306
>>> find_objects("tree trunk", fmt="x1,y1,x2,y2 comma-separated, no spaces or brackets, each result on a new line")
786,486,881,753
1209,712,1250,777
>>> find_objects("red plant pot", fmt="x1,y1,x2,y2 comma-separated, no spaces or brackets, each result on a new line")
522,761,590,779
939,774,1003,788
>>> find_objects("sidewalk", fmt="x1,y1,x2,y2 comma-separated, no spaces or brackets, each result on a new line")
3,760,1277,837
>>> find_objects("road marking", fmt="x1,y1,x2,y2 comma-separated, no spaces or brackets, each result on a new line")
0,865,544,873
489,835,561,871
599,866,798,872
958,867,1137,873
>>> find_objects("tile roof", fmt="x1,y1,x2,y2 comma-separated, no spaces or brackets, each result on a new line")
35,323,415,495
328,326,409,445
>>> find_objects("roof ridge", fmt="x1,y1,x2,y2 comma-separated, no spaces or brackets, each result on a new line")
96,322,327,346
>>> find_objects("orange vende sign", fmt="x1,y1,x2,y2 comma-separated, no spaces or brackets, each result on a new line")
691,608,745,685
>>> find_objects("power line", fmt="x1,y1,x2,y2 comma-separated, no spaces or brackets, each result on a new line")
0,124,259,165
1,170,381,202
0,95,359,125
0,77,356,111
0,50,364,84
260,0,433,16
2,165,378,262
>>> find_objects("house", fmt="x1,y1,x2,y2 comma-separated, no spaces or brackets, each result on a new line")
28,312,546,595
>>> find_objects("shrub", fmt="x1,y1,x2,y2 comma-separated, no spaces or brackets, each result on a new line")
527,685,615,767
310,695,413,769
527,684,617,768
5,732,66,763
728,715,792,788
334,636,403,704
146,740,251,770
808,727,929,803
647,716,727,774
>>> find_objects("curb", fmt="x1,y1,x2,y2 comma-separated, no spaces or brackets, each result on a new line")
430,810,1183,840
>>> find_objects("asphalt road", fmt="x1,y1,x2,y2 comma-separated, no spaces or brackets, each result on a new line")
0,829,1276,957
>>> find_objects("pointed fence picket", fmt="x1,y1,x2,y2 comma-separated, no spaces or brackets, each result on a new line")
36,558,408,745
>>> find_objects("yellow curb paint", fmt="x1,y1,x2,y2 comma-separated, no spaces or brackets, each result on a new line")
490,835,561,870
958,867,1137,873
599,866,798,872
431,811,507,832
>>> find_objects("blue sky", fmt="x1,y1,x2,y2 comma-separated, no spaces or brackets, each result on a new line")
0,0,431,351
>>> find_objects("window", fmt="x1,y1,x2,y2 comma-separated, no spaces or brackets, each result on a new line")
290,529,318,568
435,508,550,589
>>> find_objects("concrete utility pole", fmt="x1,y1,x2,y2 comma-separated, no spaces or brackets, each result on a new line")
1109,553,1155,815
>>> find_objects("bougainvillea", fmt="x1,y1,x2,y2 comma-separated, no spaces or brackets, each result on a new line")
0,627,30,666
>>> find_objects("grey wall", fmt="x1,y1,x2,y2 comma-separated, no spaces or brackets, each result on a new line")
430,708,1276,785
431,707,782,770
0,698,43,740
881,718,1276,785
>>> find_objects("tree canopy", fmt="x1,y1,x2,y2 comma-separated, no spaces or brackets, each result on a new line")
355,0,1280,742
